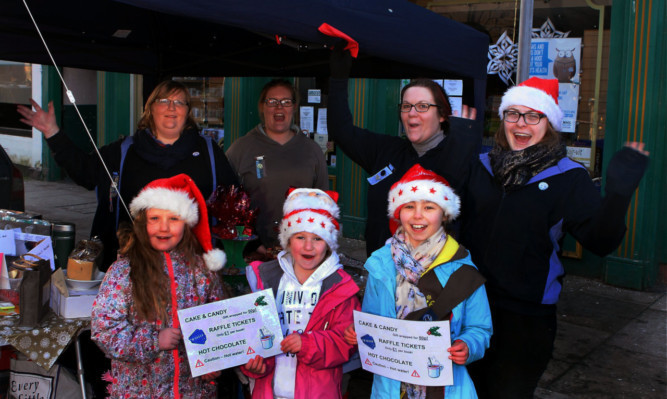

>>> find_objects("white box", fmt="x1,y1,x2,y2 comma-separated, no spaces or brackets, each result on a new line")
50,284,98,319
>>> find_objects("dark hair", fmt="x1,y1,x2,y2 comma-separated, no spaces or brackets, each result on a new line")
137,80,199,133
400,79,452,131
257,79,298,124
493,120,561,150
118,210,202,323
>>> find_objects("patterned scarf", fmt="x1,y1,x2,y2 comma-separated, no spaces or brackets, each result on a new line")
390,226,447,399
488,142,566,192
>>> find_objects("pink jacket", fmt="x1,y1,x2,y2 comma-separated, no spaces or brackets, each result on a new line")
242,260,360,399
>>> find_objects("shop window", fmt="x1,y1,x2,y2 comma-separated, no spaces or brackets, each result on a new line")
0,61,32,137
173,77,225,147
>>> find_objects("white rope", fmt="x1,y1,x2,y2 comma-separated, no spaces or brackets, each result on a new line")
22,0,132,223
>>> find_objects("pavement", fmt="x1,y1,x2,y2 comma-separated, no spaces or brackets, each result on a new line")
23,178,667,398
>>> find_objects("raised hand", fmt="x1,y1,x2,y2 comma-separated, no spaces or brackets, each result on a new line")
17,99,60,138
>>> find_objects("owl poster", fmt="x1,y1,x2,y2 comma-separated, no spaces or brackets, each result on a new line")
529,38,582,133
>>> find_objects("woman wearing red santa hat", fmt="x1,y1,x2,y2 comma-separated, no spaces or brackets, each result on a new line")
460,77,649,398
92,174,225,398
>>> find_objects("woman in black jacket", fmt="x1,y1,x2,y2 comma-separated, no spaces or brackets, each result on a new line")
328,47,479,255
460,77,649,398
18,80,238,271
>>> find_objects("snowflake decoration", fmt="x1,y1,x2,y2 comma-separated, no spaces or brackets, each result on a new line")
40,338,50,348
487,31,518,85
57,332,70,346
532,18,570,38
19,336,32,348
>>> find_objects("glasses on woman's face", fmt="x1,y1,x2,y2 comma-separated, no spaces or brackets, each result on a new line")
399,102,440,113
264,98,295,108
503,110,546,125
154,98,188,109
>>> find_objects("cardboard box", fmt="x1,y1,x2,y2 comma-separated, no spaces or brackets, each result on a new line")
50,283,97,319
66,258,98,280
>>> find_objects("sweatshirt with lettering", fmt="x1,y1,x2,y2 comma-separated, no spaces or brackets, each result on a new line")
242,251,361,399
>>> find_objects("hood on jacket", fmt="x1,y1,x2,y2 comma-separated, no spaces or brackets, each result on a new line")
277,250,342,287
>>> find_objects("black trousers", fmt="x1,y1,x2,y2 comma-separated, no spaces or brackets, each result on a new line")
468,305,557,398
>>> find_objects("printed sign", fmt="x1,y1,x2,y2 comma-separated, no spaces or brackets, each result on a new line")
300,106,314,133
8,370,54,399
178,289,283,377
354,310,453,386
0,230,15,255
566,146,592,168
307,89,321,104
529,38,582,133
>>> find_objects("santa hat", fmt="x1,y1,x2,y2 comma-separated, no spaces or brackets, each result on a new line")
388,164,460,222
278,188,341,251
498,77,564,131
129,174,226,271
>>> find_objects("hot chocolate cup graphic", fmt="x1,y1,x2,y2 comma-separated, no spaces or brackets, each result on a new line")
428,364,444,378
427,356,443,378
259,328,274,349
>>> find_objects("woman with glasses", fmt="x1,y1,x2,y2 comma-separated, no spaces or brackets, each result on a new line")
17,79,238,398
17,80,238,271
460,77,649,398
328,47,480,256
226,79,328,251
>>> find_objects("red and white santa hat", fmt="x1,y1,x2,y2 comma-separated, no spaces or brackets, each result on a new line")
278,188,341,251
129,174,226,271
498,76,564,131
388,164,460,222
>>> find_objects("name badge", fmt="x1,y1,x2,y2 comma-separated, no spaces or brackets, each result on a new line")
255,156,265,179
367,164,394,185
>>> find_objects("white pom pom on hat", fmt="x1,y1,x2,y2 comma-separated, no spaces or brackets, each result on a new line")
129,174,226,271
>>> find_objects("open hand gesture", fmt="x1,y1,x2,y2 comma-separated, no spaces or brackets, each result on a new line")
17,99,60,138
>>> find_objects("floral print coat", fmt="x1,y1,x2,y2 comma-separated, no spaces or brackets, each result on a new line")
91,251,224,398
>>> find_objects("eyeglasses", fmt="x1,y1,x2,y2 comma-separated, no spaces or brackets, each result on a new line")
503,110,546,125
264,98,295,108
154,98,188,109
399,102,440,113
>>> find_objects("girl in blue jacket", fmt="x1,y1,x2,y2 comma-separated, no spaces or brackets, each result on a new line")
345,164,492,399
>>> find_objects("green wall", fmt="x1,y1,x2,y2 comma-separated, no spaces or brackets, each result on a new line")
563,0,666,289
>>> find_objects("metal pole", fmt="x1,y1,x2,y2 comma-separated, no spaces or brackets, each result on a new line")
74,330,88,399
516,0,534,83
586,0,606,174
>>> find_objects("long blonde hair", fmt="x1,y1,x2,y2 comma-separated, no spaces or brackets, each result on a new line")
118,210,202,322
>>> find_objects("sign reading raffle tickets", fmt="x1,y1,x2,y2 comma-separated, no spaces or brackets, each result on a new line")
178,289,283,377
354,310,453,386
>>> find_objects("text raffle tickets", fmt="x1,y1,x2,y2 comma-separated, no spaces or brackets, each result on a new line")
353,310,454,386
177,289,283,377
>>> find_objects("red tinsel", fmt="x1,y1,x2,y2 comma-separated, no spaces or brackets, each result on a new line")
207,185,258,239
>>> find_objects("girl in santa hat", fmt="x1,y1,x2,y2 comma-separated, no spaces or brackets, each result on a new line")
460,77,649,398
91,174,226,398
241,188,361,399
344,164,492,399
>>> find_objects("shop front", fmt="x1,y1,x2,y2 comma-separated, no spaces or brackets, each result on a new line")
423,0,665,289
